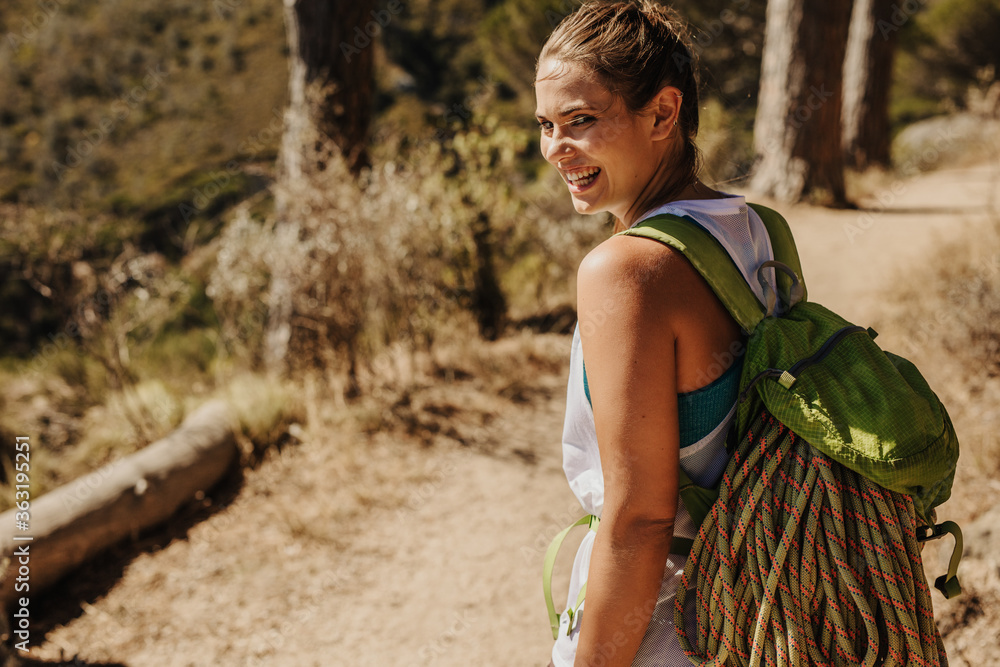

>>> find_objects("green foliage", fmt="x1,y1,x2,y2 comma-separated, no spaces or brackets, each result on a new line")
673,0,767,106
380,0,494,110
137,166,270,262
893,0,1000,125
923,0,1000,82
136,291,219,385
48,348,110,405
0,0,287,215
698,96,755,186
476,0,570,120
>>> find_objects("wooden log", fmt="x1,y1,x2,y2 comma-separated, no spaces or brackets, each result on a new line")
0,400,237,607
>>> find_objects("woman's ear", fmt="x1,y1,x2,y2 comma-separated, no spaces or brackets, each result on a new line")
648,85,683,141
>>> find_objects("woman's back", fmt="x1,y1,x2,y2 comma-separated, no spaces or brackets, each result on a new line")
554,196,774,665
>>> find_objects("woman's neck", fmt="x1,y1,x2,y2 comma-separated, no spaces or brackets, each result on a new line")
614,180,728,232
671,180,727,202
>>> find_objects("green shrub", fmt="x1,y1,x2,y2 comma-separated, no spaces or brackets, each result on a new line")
893,0,1000,125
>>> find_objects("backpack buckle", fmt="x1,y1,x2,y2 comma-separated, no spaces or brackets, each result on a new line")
915,522,953,543
915,524,944,542
756,260,804,317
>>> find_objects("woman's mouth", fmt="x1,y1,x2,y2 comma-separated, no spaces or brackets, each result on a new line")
566,167,601,191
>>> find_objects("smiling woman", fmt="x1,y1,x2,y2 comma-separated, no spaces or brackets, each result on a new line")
533,2,777,666
535,2,703,232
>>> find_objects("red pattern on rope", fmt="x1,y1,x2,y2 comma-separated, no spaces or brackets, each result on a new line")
674,409,947,666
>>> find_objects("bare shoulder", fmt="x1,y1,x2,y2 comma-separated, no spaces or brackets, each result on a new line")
578,231,742,393
578,233,700,300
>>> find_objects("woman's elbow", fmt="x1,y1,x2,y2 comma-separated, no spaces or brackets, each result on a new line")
601,511,676,552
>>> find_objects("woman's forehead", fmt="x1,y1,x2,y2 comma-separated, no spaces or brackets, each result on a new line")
535,58,600,86
534,60,613,115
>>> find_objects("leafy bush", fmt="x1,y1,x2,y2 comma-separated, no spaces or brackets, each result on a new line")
922,0,1000,88
0,204,138,355
893,0,1000,124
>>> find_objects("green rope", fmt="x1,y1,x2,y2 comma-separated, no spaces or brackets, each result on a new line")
675,409,947,667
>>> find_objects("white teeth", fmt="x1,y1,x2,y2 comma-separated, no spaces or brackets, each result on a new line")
566,167,600,183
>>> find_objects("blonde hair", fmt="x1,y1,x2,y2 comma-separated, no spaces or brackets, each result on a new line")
538,1,702,228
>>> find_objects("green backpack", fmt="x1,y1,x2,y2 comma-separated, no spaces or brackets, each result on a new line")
543,203,961,665
623,203,961,665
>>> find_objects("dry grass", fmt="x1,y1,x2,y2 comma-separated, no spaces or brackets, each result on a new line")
881,217,1000,483
207,102,596,383
308,330,569,456
0,363,302,512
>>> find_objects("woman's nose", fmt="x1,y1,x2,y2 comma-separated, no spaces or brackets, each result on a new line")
543,130,573,164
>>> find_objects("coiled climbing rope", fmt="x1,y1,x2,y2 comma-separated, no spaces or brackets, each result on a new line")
675,409,946,667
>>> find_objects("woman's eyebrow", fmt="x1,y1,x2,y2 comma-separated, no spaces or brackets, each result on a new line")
535,106,590,120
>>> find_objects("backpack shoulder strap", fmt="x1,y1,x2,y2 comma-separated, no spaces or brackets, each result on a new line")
618,214,765,333
618,203,806,333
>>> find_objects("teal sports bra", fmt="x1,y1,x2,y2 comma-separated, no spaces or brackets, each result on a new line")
582,353,744,448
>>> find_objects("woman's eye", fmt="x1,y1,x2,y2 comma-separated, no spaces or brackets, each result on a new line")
537,116,595,134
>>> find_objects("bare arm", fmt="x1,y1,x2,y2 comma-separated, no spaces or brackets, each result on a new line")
573,235,687,667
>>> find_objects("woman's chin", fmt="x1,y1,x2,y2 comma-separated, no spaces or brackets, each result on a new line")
570,196,602,216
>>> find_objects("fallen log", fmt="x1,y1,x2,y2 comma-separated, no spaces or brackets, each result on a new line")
0,400,237,607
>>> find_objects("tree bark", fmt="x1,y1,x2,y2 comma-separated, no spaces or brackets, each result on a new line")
281,0,375,177
749,0,853,205
470,211,506,341
842,0,898,170
0,401,236,607
266,0,376,374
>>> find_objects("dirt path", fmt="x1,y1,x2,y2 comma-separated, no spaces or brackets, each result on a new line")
758,162,998,325
30,161,1000,666
34,360,582,666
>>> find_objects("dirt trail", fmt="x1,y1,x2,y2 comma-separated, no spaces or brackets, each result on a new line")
31,161,1000,666
762,163,998,325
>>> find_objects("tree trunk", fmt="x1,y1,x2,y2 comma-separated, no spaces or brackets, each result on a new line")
749,0,853,206
281,0,375,177
470,211,506,341
0,401,236,607
842,0,898,170
266,0,376,374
